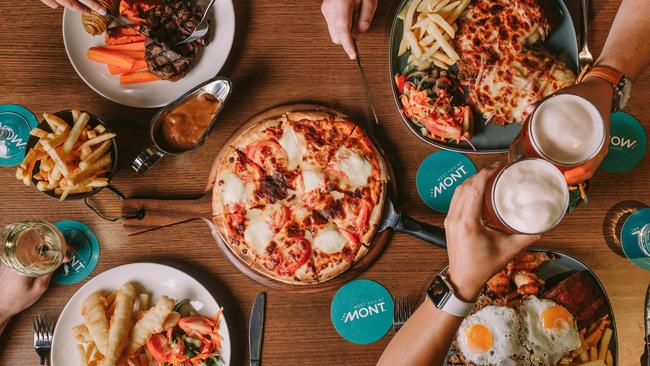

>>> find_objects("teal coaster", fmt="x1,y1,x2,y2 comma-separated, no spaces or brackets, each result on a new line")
53,220,100,285
600,112,647,172
0,104,38,167
330,279,394,345
416,151,477,213
620,208,650,270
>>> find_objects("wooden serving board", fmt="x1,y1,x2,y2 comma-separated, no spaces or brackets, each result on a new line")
121,103,394,293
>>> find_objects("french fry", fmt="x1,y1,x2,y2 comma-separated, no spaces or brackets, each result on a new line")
70,155,112,185
579,349,589,362
82,140,111,166
43,113,68,133
55,185,93,198
45,130,70,149
41,140,70,177
428,13,455,37
606,350,613,366
431,0,451,12
71,109,81,122
139,293,149,311
589,346,597,361
598,328,612,360
87,178,109,188
36,181,49,191
426,22,459,60
30,127,49,139
63,112,90,155
15,167,24,180
94,124,106,134
580,361,606,366
433,58,449,69
446,0,470,23
87,129,97,139
77,344,89,366
79,132,116,151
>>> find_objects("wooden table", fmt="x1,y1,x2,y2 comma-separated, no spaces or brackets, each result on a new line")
1,0,648,365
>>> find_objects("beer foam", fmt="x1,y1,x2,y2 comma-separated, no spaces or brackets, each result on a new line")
531,94,604,165
494,159,568,234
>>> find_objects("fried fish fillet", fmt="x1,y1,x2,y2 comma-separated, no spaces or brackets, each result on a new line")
127,295,175,354
105,282,136,366
81,291,110,356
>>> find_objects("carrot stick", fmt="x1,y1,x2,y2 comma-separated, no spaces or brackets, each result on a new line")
107,65,130,75
104,42,145,51
87,47,135,70
129,59,148,72
120,70,159,85
120,50,146,60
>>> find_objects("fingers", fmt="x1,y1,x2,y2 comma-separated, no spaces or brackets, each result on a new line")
41,0,60,9
79,0,107,15
32,273,53,296
506,232,542,253
460,163,501,222
354,0,378,34
321,0,357,59
57,0,91,14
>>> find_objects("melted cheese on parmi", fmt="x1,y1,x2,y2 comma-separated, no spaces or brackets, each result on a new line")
279,124,304,170
244,209,274,253
314,224,347,254
337,148,372,187
222,173,246,204
302,169,324,192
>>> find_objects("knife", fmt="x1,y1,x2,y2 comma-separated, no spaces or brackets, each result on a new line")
105,12,148,37
354,41,380,126
643,285,650,365
249,292,266,366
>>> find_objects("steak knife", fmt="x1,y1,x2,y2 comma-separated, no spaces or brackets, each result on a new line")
105,12,148,37
645,284,650,365
354,41,380,126
249,292,266,366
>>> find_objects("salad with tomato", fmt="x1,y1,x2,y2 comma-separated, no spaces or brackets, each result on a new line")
395,66,473,144
146,299,224,366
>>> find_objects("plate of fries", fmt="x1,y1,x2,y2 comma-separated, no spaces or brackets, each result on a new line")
51,263,231,366
388,0,579,153
16,110,117,201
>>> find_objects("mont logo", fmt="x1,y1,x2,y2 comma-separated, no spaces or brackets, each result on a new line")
0,104,39,167
416,151,477,212
600,112,647,173
53,220,100,285
330,279,394,344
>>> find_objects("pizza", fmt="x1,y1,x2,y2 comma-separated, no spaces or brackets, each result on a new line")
212,110,388,284
454,0,576,125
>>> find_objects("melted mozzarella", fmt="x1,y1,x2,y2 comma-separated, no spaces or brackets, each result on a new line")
302,169,324,192
314,225,347,254
337,148,372,187
279,125,303,170
222,173,246,204
244,209,273,253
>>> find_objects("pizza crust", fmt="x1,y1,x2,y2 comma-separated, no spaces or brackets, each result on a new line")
212,215,257,266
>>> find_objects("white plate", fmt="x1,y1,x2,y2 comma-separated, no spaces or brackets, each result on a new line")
62,0,235,108
51,263,231,365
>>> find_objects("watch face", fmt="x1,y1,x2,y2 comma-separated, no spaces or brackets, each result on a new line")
427,275,451,307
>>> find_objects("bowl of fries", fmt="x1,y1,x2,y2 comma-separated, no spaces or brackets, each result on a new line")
16,109,117,201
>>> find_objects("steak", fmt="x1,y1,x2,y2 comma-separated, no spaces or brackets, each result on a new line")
144,0,209,81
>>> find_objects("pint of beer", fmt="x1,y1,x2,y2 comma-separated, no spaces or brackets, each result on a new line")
509,94,606,169
483,159,569,234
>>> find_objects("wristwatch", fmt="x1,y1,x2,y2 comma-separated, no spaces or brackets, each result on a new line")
426,273,475,318
577,64,632,112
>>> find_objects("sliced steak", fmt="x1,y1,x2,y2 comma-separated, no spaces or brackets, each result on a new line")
144,0,209,81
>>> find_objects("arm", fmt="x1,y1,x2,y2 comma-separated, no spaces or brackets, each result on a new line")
0,266,52,336
378,165,541,366
38,0,107,15
596,0,650,81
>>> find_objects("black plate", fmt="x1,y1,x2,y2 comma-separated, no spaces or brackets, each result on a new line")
25,110,118,200
389,0,580,153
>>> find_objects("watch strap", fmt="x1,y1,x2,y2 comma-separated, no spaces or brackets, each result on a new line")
427,274,475,318
577,65,623,85
438,291,475,317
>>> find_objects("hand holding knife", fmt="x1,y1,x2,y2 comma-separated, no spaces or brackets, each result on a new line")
249,292,266,366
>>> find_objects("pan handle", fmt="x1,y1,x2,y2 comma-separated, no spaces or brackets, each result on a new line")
395,214,447,249
121,192,212,236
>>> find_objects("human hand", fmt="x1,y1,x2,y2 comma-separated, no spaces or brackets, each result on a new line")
556,77,614,184
39,0,107,15
444,164,541,302
0,266,52,321
321,0,378,59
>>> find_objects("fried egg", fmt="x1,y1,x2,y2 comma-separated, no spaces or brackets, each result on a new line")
457,306,522,365
520,296,581,365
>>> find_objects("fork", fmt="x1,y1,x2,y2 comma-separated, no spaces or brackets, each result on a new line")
176,0,217,45
578,0,594,68
33,315,53,366
393,295,412,333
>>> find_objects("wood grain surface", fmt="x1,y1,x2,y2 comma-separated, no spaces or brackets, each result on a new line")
1,0,649,365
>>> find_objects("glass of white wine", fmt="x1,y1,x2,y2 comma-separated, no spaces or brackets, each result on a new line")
0,221,66,276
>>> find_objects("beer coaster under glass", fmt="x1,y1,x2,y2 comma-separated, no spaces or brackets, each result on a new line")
53,220,100,285
600,112,647,173
416,151,477,213
620,208,650,270
330,279,394,345
0,104,39,167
